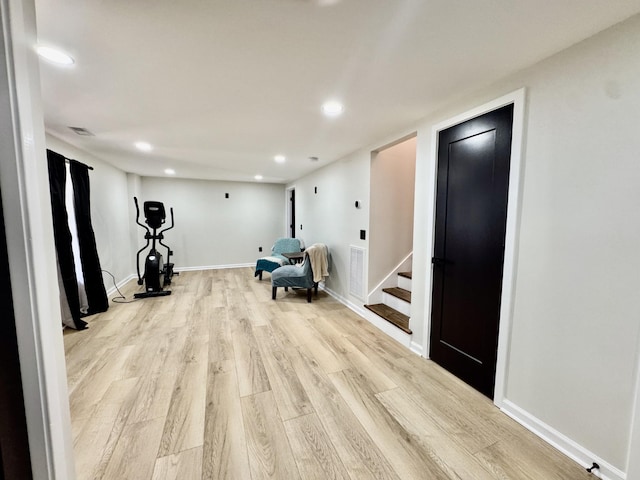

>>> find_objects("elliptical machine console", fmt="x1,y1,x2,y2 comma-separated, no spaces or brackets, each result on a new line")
133,197,177,298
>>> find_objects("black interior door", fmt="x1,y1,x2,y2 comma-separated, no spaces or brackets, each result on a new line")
430,104,514,398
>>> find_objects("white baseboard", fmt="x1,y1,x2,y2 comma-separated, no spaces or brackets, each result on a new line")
322,285,412,350
501,399,625,480
104,273,136,297
175,263,254,272
367,252,412,305
410,340,424,357
103,264,253,297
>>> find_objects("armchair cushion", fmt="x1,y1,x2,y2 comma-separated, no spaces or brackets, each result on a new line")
254,237,302,279
271,244,328,302
271,260,314,289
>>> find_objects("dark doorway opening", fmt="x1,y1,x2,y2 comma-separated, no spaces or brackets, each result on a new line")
289,188,296,238
0,184,33,479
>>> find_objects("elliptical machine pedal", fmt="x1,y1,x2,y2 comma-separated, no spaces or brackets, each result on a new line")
133,197,177,299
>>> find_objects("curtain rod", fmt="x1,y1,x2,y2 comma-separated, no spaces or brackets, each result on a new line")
64,157,94,170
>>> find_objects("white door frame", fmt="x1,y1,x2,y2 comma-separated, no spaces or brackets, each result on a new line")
1,0,76,477
422,88,526,407
627,348,640,478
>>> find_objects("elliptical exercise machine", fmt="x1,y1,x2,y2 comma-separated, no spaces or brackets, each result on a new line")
133,197,177,299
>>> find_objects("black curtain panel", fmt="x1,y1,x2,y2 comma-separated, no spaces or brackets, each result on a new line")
69,160,108,315
46,150,87,330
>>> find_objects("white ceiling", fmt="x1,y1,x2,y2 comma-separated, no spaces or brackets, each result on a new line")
35,0,640,184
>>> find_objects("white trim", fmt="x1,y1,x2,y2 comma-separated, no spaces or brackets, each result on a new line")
410,340,424,356
366,251,412,304
423,88,526,410
492,88,526,407
382,290,411,316
501,400,624,480
626,330,640,478
175,262,254,272
322,285,413,350
104,273,136,297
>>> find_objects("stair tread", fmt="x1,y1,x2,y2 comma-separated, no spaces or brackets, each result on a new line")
398,271,412,279
364,304,412,334
382,287,411,303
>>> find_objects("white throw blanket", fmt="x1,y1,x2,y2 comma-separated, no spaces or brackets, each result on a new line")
306,243,329,282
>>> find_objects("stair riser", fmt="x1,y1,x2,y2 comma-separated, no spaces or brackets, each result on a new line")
382,292,411,316
398,276,412,292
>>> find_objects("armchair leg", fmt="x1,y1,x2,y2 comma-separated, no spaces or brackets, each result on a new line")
259,271,263,281
314,282,318,296
272,286,277,300
307,288,312,303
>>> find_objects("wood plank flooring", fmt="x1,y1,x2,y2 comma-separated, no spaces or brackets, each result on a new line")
64,268,590,480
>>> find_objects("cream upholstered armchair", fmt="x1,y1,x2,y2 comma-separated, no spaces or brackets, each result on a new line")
271,243,328,303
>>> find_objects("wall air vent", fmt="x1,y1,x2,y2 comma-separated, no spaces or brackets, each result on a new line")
349,245,366,300
68,126,95,136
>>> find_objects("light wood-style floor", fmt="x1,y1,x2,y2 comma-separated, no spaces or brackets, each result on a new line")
64,268,590,480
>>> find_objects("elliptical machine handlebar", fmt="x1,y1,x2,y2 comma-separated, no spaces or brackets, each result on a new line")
159,207,175,236
133,196,150,284
134,196,150,234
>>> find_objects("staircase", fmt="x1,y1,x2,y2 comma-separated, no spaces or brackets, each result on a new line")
364,271,412,334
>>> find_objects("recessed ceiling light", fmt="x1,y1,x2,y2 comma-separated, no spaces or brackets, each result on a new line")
254,175,263,181
68,126,94,136
274,155,286,164
36,45,75,66
135,141,153,152
164,168,175,175
322,100,344,117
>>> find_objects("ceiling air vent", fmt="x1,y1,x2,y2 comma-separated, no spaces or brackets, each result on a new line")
68,126,94,136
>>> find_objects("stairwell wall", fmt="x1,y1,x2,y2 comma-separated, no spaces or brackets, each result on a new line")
368,136,416,292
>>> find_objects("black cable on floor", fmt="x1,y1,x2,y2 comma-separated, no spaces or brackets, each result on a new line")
102,269,138,303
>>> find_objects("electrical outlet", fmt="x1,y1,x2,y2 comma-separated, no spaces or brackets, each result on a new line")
258,246,262,252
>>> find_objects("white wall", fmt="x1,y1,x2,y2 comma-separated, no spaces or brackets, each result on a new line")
127,173,142,275
45,135,133,288
505,17,639,471
294,14,640,476
368,136,416,290
290,151,371,301
140,177,285,268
